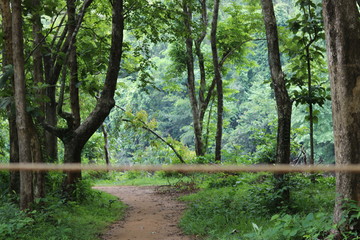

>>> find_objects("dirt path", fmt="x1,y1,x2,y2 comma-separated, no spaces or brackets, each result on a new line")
94,186,192,240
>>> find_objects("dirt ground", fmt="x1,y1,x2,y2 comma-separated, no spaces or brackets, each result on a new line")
94,186,193,240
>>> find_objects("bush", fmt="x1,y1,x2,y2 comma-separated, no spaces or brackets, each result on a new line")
0,188,125,240
0,202,34,239
244,212,332,240
179,174,337,239
207,173,240,188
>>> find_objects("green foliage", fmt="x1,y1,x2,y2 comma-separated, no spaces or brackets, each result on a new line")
207,173,239,188
217,1,263,64
336,200,360,239
244,212,332,240
179,173,336,239
0,187,125,240
0,201,34,238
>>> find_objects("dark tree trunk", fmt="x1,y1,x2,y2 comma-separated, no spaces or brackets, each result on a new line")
306,46,315,166
31,0,46,199
211,0,223,162
9,116,20,194
0,0,20,194
101,124,110,165
322,0,360,236
44,95,58,162
67,0,81,128
12,0,34,209
261,0,292,203
63,139,82,188
62,0,82,185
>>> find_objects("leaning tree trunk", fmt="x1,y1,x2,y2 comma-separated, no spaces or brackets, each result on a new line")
12,0,34,210
322,0,360,237
261,0,293,204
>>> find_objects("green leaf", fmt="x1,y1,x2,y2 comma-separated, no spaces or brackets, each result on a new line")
0,64,13,88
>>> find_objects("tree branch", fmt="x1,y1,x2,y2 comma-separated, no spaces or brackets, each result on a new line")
116,105,185,163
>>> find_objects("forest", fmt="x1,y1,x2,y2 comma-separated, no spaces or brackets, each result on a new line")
0,0,360,239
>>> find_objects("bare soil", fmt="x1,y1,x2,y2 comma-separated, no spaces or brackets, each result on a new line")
94,186,193,240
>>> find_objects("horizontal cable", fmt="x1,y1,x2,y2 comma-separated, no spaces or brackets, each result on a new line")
0,163,360,173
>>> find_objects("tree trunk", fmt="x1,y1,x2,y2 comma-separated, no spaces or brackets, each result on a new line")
63,139,82,188
322,0,360,236
43,0,124,192
211,0,223,162
101,124,110,165
182,2,205,156
44,85,58,162
67,0,81,128
62,0,82,185
12,0,34,209
31,0,46,199
0,0,20,194
306,46,315,166
261,0,292,166
195,0,209,131
261,0,292,204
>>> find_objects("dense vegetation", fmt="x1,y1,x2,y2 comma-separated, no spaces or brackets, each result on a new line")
0,172,125,239
0,0,360,239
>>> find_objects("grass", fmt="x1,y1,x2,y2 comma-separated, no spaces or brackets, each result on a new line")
92,170,195,186
178,173,336,239
0,189,126,240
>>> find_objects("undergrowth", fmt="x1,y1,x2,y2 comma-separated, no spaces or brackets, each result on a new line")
0,177,126,240
179,173,338,239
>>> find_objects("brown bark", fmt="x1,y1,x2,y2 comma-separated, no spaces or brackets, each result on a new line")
195,0,208,124
11,0,34,209
182,1,205,156
0,0,20,194
211,0,223,162
67,0,81,128
101,124,110,165
261,0,292,203
322,0,360,236
261,0,292,166
43,0,124,190
31,0,45,199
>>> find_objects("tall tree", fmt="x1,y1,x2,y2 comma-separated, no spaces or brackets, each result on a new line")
44,0,125,190
182,0,212,157
30,0,46,200
261,0,292,202
261,0,292,166
322,0,360,237
0,0,20,194
11,0,34,209
210,0,223,161
286,0,327,168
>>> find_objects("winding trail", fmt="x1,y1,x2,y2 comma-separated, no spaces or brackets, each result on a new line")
94,186,192,240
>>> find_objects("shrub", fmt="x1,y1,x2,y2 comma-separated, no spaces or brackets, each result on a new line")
244,212,332,240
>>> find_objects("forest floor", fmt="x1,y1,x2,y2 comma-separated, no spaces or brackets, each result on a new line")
93,186,194,240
